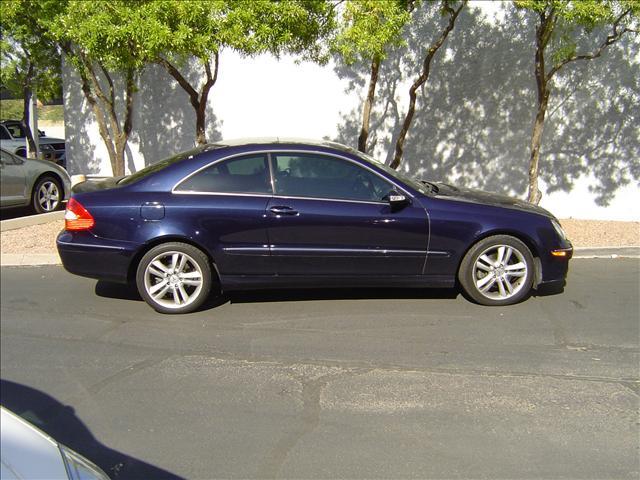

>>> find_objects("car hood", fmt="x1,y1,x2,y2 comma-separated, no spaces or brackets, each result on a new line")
429,182,554,218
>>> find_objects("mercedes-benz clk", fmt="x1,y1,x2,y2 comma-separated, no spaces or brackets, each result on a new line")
57,139,572,314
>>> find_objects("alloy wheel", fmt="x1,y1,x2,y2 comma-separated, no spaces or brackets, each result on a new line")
473,244,528,301
143,251,204,310
37,181,60,212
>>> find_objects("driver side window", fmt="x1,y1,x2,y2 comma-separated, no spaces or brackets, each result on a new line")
272,153,391,202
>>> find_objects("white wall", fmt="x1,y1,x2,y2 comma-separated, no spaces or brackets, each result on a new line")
62,1,639,221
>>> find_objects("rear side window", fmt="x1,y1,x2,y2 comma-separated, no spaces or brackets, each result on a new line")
176,154,272,194
0,126,11,140
273,153,391,202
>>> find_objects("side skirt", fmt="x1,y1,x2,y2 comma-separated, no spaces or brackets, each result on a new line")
220,274,455,291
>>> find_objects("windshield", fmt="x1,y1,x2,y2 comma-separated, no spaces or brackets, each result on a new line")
348,149,432,196
118,146,212,186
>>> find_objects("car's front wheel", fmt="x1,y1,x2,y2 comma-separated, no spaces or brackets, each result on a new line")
136,242,212,314
32,176,62,214
458,235,534,306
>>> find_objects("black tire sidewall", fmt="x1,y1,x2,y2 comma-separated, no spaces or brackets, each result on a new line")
32,176,62,214
459,235,534,306
136,242,212,314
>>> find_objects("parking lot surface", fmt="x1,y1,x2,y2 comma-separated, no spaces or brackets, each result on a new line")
1,258,638,479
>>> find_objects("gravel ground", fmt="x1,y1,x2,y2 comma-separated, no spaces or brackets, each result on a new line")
1,218,638,256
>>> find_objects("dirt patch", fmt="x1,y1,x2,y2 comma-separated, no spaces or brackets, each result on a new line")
559,219,640,247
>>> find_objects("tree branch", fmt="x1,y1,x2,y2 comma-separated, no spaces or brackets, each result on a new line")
546,8,634,81
156,56,200,109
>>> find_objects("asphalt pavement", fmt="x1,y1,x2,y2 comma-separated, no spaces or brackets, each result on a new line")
1,258,638,479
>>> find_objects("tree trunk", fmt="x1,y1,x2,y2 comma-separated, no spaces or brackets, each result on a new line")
22,89,37,158
527,90,549,205
526,10,554,205
390,1,465,170
21,64,37,158
158,54,218,146
358,57,380,153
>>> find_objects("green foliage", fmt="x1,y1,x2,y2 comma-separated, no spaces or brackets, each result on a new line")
333,0,414,64
514,0,639,67
0,99,64,122
0,0,62,101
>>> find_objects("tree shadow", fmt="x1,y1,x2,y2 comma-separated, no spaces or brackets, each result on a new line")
0,379,184,479
62,57,223,175
61,56,99,176
332,3,639,205
133,61,222,169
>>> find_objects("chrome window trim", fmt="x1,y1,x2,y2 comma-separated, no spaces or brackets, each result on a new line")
173,191,273,198
171,148,414,201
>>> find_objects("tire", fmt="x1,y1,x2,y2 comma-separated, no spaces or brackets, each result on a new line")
458,235,534,306
32,176,63,214
136,242,212,314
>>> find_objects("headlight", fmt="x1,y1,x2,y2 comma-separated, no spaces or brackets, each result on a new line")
60,445,111,480
551,218,567,240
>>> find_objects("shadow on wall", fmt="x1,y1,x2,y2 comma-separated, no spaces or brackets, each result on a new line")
0,379,183,479
133,61,222,169
333,3,640,205
62,56,98,176
63,57,222,175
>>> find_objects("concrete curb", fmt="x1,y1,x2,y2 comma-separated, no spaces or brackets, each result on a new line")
0,211,64,232
573,246,640,259
1,253,61,266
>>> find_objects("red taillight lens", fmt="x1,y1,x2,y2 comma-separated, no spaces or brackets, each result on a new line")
65,198,95,231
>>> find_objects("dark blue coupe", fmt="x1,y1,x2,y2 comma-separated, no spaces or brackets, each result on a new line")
57,139,572,313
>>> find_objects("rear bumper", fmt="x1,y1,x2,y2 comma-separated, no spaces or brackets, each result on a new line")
56,231,138,283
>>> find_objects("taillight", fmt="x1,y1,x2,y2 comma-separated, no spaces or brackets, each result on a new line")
65,198,95,231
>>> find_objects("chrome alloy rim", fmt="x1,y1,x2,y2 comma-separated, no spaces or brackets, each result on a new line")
473,245,528,300
144,251,203,309
38,181,60,211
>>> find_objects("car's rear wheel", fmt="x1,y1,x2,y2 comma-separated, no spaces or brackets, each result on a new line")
32,176,62,214
458,235,534,306
136,242,212,314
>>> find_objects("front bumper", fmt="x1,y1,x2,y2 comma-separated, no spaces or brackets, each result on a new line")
56,230,138,283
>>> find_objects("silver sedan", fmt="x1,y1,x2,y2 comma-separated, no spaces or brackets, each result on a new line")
0,147,71,213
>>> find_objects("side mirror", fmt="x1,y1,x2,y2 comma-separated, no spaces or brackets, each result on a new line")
385,190,410,210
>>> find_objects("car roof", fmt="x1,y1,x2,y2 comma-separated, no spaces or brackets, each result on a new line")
209,137,358,154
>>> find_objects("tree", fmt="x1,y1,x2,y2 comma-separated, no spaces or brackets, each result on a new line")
132,0,337,145
390,0,467,169
49,0,156,177
1,0,62,158
333,0,415,153
515,0,639,204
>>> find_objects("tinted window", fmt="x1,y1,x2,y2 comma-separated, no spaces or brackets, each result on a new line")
4,123,25,138
177,154,271,194
0,126,11,140
0,150,22,165
273,153,391,202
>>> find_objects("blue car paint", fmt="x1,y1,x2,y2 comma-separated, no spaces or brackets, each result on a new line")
57,141,571,291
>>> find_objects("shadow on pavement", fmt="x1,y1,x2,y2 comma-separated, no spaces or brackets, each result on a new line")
0,207,35,221
226,287,460,304
95,279,461,309
0,379,184,480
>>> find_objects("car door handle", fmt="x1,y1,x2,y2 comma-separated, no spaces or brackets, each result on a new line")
269,206,299,216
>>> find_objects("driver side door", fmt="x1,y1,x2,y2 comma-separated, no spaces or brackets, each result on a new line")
0,149,27,207
266,152,429,276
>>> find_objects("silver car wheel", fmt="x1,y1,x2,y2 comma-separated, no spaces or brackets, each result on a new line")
473,244,528,300
37,181,60,212
143,251,204,310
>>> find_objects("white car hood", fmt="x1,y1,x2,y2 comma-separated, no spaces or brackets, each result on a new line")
0,407,69,479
